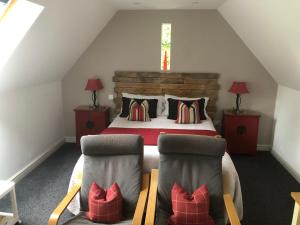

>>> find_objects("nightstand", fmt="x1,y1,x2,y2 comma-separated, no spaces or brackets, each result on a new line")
222,110,260,155
74,106,110,144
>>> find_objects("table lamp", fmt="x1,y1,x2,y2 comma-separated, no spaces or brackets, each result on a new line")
229,81,249,113
85,79,103,108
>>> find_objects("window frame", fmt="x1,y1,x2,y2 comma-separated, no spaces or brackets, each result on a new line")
161,23,172,71
0,0,17,22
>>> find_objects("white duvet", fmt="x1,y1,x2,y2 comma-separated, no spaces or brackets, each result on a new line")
109,115,216,130
67,116,243,221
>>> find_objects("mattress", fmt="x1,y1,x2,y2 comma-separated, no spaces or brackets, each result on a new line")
67,116,243,221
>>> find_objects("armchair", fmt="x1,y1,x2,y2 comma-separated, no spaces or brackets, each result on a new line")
145,134,241,225
48,134,149,225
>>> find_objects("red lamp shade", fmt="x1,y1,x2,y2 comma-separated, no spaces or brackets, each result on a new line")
229,82,249,94
85,79,103,91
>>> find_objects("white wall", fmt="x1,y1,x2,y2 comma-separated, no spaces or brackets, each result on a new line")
272,85,300,182
219,0,300,90
0,81,64,180
0,0,116,181
0,0,116,93
63,10,277,147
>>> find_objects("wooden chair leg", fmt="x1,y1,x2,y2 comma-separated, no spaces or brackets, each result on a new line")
292,202,300,225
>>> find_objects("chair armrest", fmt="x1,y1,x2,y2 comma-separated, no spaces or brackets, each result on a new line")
291,192,300,225
292,192,300,205
132,173,150,225
48,183,81,225
224,194,241,225
145,169,159,225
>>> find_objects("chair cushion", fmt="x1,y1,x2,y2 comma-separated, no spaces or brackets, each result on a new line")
86,182,123,223
155,211,224,225
157,135,225,224
169,183,214,225
81,135,143,156
158,134,225,157
81,155,142,217
63,212,132,225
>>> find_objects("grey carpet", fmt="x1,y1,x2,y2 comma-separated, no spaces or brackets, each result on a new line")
0,143,81,225
231,153,300,225
0,144,299,225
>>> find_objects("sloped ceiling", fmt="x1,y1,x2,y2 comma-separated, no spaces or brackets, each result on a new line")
2,0,298,93
0,0,116,92
219,0,300,90
109,0,225,10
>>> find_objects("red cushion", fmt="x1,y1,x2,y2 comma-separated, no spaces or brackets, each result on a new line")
169,183,215,225
86,182,123,223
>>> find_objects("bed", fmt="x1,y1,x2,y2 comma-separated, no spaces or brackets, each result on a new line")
67,71,243,221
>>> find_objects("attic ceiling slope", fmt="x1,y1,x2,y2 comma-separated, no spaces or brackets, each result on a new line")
218,0,300,90
110,0,225,9
0,0,116,93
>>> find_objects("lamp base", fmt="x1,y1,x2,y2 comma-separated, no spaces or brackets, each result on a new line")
89,105,99,109
232,108,244,114
233,93,242,114
90,91,100,109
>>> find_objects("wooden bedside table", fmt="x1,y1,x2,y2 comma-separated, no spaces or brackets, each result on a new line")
222,110,260,155
74,106,110,144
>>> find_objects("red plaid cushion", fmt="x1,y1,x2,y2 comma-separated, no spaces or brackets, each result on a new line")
169,183,215,225
86,182,123,223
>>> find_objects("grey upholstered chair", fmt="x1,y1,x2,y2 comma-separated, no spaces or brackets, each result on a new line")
145,134,241,225
48,134,149,225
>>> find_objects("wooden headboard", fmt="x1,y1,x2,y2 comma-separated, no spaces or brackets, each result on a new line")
113,71,220,119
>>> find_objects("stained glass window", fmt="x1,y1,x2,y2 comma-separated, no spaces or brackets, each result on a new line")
161,23,171,71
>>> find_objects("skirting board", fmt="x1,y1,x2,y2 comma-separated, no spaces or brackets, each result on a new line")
8,138,65,183
65,136,76,143
257,144,271,151
271,150,300,183
65,136,271,151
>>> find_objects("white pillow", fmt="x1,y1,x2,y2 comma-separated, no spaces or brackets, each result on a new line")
122,93,165,116
163,94,209,118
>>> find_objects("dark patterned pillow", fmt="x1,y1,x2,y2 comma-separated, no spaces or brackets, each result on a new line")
120,97,131,117
120,97,158,118
168,98,206,120
176,100,201,124
128,99,151,121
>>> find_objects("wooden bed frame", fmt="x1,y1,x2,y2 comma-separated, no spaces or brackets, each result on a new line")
112,71,220,119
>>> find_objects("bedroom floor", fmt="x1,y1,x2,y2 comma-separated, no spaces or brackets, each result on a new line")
0,144,299,225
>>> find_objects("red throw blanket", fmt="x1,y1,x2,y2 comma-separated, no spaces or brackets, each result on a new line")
101,127,218,146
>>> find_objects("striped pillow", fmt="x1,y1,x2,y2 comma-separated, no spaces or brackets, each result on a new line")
128,99,151,122
176,100,201,124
